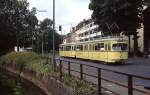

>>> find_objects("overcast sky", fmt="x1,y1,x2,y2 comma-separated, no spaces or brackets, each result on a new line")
28,0,92,33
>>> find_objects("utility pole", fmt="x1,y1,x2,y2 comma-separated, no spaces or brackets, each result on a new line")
42,33,44,56
16,8,20,52
52,0,55,61
35,9,47,54
32,32,34,52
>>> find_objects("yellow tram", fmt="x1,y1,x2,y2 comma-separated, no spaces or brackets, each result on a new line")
59,37,128,64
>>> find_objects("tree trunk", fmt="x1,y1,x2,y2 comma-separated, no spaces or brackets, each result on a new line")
127,31,131,56
143,7,150,56
133,31,139,56
144,23,149,56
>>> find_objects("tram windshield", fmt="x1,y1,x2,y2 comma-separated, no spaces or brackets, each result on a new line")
59,45,63,51
112,43,127,51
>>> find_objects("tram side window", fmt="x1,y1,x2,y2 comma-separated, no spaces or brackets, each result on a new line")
63,46,65,51
89,44,94,51
76,45,83,51
66,46,71,51
71,46,74,51
95,43,105,51
71,46,76,51
95,44,100,51
84,45,88,51
112,43,127,51
105,44,107,51
100,43,105,51
74,46,76,51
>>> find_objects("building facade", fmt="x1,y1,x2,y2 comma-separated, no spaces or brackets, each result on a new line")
75,19,102,42
63,19,102,44
130,26,144,52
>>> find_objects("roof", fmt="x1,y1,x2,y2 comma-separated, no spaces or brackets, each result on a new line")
60,36,128,45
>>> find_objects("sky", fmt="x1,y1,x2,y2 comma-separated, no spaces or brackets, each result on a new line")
27,0,92,34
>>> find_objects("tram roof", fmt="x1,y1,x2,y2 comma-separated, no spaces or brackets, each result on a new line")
60,36,128,45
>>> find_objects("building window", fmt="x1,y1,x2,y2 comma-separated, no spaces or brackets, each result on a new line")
85,39,88,41
90,23,93,27
85,32,88,36
90,31,93,34
81,33,83,37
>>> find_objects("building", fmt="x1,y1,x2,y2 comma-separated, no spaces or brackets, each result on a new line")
63,33,71,44
129,26,144,52
63,19,102,44
75,19,102,42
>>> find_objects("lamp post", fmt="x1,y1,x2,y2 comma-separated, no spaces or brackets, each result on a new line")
52,0,56,68
34,9,47,54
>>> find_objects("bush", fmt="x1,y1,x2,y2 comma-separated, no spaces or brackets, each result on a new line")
15,57,28,73
0,52,94,95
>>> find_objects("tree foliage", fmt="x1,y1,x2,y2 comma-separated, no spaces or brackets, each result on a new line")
0,0,37,55
89,0,144,55
19,7,38,47
89,0,143,35
143,6,150,53
34,18,62,53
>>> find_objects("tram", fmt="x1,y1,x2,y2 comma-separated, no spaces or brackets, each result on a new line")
59,36,128,64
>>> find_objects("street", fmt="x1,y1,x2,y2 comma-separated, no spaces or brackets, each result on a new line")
56,57,150,95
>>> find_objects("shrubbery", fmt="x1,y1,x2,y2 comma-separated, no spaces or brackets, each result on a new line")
0,52,95,95
0,52,53,76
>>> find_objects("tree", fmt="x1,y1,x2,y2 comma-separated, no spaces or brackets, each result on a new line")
19,7,38,48
89,0,143,55
143,6,150,55
0,0,33,55
34,18,62,54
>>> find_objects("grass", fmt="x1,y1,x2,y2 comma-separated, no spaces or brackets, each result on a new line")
0,52,53,76
62,74,95,95
0,52,95,95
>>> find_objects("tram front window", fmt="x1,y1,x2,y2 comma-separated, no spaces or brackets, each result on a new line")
59,46,63,51
112,43,127,51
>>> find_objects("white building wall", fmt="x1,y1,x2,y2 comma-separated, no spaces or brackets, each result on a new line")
75,21,102,42
129,27,144,52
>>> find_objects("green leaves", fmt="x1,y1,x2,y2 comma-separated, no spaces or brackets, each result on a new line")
0,0,37,55
33,18,62,53
89,0,144,35
28,62,53,77
15,57,28,72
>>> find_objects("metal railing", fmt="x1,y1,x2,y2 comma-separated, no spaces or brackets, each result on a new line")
55,58,150,95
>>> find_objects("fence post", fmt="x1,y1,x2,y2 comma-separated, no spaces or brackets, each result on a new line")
98,68,102,95
68,61,71,77
59,60,63,79
128,75,133,95
80,64,83,80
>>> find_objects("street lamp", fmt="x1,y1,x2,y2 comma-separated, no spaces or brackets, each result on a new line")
32,8,47,54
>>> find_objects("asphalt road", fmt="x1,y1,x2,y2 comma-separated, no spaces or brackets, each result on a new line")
56,57,150,95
